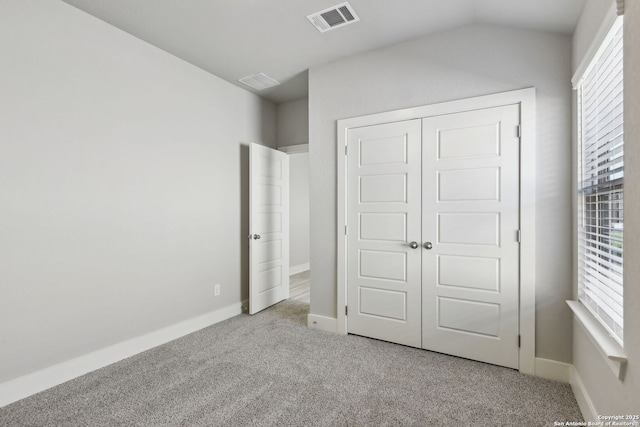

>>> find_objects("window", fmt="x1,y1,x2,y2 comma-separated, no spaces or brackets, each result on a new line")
576,17,624,345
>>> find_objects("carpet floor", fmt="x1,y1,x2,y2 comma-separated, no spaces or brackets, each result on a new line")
0,300,582,426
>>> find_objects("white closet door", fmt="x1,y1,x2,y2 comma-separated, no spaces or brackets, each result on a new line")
421,105,520,369
346,120,422,347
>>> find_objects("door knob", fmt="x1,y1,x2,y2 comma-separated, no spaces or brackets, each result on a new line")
409,241,419,249
424,242,433,250
254,234,261,240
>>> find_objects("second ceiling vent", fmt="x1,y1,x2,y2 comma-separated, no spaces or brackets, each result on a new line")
307,2,359,33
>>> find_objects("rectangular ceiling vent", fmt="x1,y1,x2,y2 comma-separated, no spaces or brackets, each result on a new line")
307,2,359,33
238,72,280,91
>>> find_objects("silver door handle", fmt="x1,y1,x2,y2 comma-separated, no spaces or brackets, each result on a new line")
424,242,433,250
409,241,419,249
254,234,261,240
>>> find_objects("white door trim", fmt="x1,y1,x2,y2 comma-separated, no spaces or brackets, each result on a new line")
336,87,536,375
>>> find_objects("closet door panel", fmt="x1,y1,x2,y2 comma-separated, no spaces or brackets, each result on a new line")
346,120,422,347
422,104,521,369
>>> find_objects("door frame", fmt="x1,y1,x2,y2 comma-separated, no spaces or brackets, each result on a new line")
336,88,536,375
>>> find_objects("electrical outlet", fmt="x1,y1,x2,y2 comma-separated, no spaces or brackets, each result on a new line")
214,284,221,297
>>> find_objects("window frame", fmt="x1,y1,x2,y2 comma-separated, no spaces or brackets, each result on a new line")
574,15,625,347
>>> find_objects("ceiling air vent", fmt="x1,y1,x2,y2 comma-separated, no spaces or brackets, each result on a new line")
307,2,360,33
238,73,280,91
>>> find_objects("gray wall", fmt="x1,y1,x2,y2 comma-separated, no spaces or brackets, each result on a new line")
308,24,574,363
0,0,276,383
277,98,309,147
572,0,614,71
571,0,640,413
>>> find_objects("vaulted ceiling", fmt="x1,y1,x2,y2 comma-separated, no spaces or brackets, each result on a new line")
62,0,586,104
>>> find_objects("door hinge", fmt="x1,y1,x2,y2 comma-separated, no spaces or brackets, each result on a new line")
345,145,348,156
516,229,521,243
517,125,522,138
518,335,521,348
345,225,348,235
345,306,348,316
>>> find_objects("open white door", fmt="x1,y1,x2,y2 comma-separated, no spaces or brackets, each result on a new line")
249,143,289,315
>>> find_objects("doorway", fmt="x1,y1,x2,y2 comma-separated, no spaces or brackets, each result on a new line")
277,145,311,303
288,149,311,303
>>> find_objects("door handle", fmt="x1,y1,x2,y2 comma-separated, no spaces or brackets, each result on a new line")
409,241,419,249
424,242,433,250
254,234,261,240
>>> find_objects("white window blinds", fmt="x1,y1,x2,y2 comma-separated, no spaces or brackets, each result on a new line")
576,18,624,344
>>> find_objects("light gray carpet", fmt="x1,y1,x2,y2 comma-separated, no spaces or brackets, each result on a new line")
0,300,582,426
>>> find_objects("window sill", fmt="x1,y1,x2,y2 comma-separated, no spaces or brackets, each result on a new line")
567,300,627,381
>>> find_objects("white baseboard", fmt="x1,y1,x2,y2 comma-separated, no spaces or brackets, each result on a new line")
534,358,599,422
534,357,571,383
290,263,310,276
0,302,243,408
307,313,337,333
570,365,598,422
